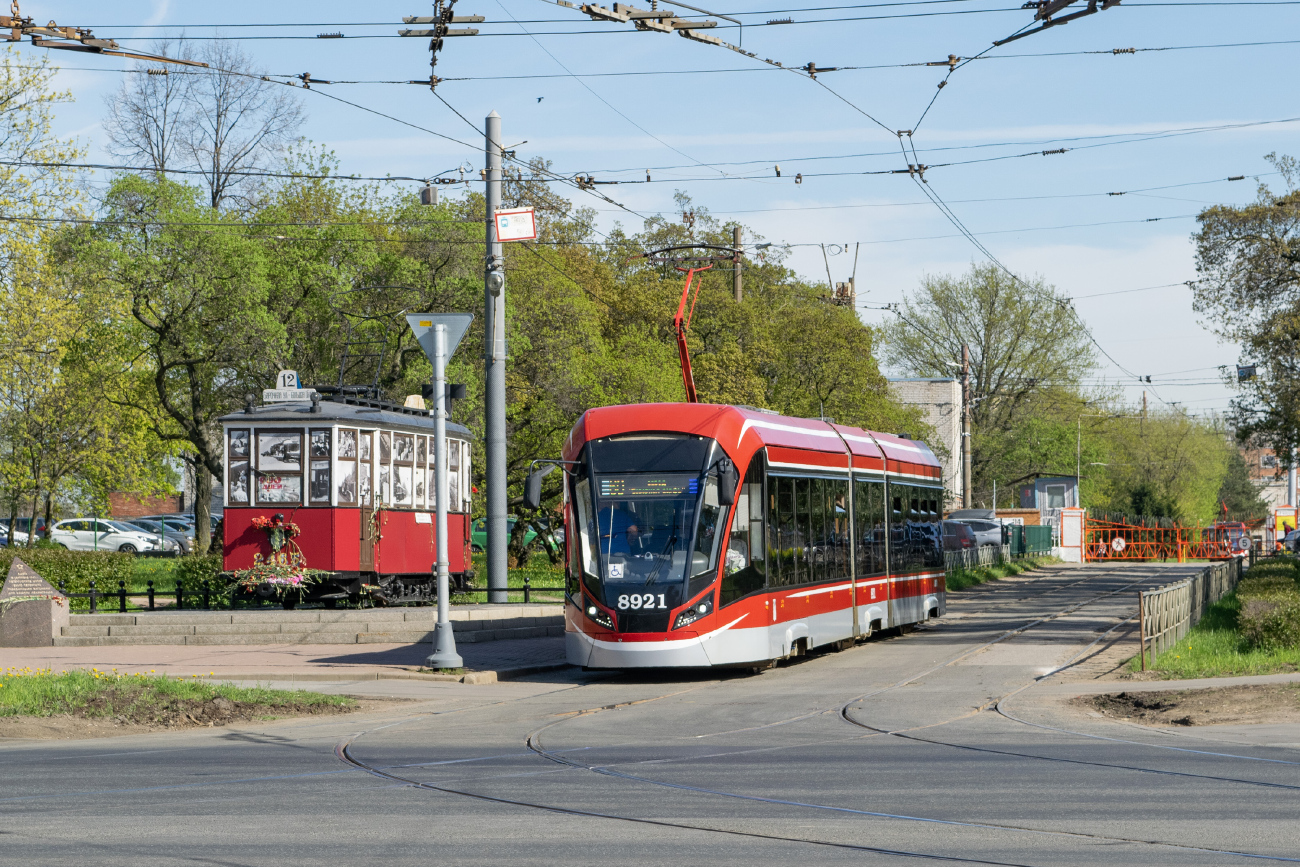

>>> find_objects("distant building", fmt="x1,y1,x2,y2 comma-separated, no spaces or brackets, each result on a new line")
889,378,962,507
1018,475,1079,512
1242,442,1290,510
108,492,182,519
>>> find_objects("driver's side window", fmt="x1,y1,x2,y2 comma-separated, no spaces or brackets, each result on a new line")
721,456,766,607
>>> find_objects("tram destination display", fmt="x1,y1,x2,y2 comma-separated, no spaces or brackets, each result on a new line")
598,473,700,499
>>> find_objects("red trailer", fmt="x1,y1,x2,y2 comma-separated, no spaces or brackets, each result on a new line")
219,394,475,605
553,402,946,669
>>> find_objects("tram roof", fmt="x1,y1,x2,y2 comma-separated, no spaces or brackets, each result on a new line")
217,397,473,438
564,403,941,478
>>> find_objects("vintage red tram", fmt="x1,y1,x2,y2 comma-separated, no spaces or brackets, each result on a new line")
553,403,946,669
219,393,475,605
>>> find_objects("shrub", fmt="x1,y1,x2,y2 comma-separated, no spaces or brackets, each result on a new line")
0,548,134,610
174,555,225,593
1236,559,1300,651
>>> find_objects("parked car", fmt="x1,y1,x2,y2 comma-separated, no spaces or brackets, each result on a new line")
471,516,538,553
48,519,159,554
0,517,48,543
136,514,196,543
941,520,975,552
123,520,191,556
955,518,1003,548
1284,528,1300,552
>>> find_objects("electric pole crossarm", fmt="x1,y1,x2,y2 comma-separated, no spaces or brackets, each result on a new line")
0,6,205,66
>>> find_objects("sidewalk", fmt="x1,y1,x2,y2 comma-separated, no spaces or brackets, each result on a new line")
1,635,569,685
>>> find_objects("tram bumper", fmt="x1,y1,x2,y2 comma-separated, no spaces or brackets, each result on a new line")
568,629,710,668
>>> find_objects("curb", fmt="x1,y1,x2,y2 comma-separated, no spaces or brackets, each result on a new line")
197,661,573,686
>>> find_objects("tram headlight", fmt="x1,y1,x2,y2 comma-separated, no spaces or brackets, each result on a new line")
673,597,712,630
584,601,613,629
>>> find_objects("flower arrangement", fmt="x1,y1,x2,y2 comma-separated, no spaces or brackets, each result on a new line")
251,513,301,553
232,551,329,599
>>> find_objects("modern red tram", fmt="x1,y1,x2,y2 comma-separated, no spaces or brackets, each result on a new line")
219,393,476,605
554,403,946,668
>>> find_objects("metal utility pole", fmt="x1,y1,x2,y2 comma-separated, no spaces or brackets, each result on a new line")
962,344,972,508
426,324,463,668
484,111,508,604
732,226,743,302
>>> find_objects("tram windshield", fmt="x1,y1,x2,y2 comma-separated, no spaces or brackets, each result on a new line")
573,436,725,613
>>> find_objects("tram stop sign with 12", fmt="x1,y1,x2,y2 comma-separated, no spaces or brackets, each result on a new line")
494,207,537,242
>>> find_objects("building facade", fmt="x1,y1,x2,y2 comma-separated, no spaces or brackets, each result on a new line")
889,377,962,507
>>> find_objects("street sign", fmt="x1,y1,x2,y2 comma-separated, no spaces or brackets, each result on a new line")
407,313,474,364
263,369,316,403
1111,536,1127,552
493,207,536,242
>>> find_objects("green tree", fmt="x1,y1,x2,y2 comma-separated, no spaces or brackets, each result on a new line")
1193,153,1300,464
879,263,1097,506
67,174,283,551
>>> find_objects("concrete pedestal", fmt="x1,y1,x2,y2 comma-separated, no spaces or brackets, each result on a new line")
0,598,68,647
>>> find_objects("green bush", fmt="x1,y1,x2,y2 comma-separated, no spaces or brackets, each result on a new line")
1234,558,1300,651
0,548,134,610
174,555,225,593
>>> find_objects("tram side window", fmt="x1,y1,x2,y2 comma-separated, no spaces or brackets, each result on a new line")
721,459,765,607
827,478,850,581
336,429,358,505
921,490,944,568
768,476,800,587
854,480,886,578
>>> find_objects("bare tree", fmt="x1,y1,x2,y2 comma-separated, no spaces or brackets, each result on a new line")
102,39,195,173
103,38,304,209
183,40,304,208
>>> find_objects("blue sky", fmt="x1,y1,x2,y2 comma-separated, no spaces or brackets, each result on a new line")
24,0,1300,416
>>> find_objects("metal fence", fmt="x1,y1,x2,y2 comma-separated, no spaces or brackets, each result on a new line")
945,544,1012,573
1137,557,1243,669
56,579,226,613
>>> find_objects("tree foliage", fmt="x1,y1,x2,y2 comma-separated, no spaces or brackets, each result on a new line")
1193,153,1300,464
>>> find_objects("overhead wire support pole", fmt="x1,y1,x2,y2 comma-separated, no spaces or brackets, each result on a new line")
484,111,508,605
962,344,972,509
399,0,482,91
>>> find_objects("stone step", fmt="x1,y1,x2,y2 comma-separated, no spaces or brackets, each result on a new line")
66,604,560,627
50,624,566,647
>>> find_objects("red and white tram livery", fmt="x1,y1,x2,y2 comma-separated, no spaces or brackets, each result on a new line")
557,403,946,668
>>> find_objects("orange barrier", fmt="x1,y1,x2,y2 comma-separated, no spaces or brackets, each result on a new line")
1084,519,1250,562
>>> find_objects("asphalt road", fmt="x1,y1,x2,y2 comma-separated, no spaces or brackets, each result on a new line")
4,563,1299,866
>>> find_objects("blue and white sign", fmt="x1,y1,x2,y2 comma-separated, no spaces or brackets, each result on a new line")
493,206,537,242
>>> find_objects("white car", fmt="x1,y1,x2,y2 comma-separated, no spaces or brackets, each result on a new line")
50,519,159,554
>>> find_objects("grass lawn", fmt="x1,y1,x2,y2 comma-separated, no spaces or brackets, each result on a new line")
947,556,1057,592
0,667,354,725
1132,593,1300,678
451,552,565,605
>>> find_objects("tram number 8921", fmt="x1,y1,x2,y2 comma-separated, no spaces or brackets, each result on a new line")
616,594,667,610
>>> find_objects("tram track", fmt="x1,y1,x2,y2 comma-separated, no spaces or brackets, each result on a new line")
333,564,1300,865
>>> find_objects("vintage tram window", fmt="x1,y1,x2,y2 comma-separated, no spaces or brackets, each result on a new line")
721,458,765,607
379,431,391,463
417,435,427,465
308,429,331,504
310,429,330,459
449,440,461,512
338,428,357,459
395,465,413,507
229,459,250,504
227,428,251,505
256,430,302,505
336,428,358,505
359,432,373,506
394,433,414,464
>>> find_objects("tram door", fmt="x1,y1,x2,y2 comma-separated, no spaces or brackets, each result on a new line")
360,512,376,571
359,431,375,571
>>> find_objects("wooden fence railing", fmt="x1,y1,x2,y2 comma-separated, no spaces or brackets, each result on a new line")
1138,557,1244,669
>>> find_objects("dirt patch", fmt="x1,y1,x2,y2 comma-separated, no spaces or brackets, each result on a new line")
0,696,394,740
1074,684,1300,726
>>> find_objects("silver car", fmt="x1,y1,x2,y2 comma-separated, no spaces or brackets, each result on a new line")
956,518,1003,548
